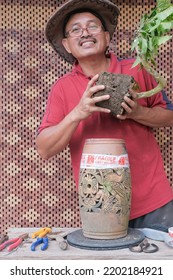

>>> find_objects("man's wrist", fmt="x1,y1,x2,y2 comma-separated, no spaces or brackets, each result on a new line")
68,108,82,123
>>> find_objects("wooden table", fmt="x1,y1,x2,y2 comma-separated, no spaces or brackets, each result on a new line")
0,228,173,260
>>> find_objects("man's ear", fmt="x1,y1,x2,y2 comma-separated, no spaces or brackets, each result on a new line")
105,31,111,47
62,38,72,54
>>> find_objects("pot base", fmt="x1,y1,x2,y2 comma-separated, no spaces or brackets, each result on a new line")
80,210,128,240
83,230,127,240
67,228,145,250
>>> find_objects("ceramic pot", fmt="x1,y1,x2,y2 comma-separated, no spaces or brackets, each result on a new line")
79,138,131,239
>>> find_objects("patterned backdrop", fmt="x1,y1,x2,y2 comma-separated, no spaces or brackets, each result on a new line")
1,0,173,234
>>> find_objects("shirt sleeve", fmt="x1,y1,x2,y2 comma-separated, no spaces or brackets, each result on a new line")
37,81,65,134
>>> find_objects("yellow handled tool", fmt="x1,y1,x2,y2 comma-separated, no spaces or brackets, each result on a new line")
31,227,52,238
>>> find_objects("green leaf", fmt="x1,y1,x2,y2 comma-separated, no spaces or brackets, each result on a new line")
148,37,155,51
131,0,173,85
131,56,142,68
154,6,173,21
157,0,172,12
157,21,173,35
131,38,139,51
160,21,173,30
157,35,172,45
149,19,162,32
141,37,148,54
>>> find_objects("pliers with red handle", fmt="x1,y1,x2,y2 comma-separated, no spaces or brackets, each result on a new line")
0,234,8,245
0,233,28,252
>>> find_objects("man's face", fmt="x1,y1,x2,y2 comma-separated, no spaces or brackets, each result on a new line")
62,12,110,61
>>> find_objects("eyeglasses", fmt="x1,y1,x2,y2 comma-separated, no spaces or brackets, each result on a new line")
65,24,104,38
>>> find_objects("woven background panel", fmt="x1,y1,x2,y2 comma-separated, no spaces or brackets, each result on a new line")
1,0,173,233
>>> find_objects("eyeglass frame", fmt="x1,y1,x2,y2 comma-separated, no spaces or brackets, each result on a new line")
64,23,105,38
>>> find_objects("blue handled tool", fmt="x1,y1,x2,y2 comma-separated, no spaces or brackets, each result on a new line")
31,237,49,251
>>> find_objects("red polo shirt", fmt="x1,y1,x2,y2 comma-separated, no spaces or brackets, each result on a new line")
38,53,173,219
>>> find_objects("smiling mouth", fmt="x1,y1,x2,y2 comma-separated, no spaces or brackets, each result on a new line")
79,38,96,46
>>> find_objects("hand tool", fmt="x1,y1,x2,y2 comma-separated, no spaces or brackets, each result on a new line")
31,237,49,251
0,233,28,252
129,238,159,253
31,227,52,238
136,227,173,248
47,231,68,250
0,234,8,245
31,227,51,251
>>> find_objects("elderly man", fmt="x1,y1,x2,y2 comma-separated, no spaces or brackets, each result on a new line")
36,0,173,231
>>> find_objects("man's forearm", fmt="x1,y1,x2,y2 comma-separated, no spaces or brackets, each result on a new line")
131,106,173,128
36,109,80,159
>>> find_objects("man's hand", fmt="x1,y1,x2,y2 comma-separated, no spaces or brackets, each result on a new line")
117,89,173,128
73,74,111,121
117,89,142,120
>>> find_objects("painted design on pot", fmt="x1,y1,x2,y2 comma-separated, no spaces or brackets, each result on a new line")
79,167,131,221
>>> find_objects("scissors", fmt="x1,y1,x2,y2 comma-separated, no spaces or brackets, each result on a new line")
0,233,28,252
129,238,159,253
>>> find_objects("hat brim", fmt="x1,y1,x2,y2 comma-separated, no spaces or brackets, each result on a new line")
45,0,120,64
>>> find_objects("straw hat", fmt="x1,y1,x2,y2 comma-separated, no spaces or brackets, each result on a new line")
45,0,120,64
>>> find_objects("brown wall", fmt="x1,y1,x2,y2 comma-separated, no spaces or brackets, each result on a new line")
1,0,173,233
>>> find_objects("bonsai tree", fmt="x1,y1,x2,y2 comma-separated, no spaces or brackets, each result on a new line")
94,0,173,115
131,0,173,98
